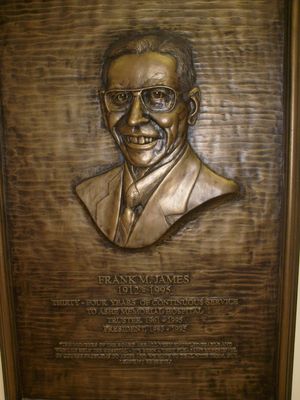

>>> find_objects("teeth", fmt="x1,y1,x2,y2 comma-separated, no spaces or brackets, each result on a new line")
124,136,157,145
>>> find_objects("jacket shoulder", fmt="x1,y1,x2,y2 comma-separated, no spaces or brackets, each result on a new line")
76,166,122,211
188,163,239,210
201,164,238,194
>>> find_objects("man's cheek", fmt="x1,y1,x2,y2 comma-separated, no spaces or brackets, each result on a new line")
152,107,186,129
166,125,179,148
150,115,178,149
153,114,175,128
107,113,124,131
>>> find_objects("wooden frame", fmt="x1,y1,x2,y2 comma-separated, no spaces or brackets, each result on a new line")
0,0,299,399
278,0,300,398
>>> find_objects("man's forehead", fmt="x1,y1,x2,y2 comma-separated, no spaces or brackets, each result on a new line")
106,52,180,90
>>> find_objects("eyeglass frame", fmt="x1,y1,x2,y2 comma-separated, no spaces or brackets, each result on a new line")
100,85,185,114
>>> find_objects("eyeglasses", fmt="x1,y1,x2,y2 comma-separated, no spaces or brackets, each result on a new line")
102,86,178,113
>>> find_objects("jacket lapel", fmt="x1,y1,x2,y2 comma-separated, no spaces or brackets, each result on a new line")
95,168,123,241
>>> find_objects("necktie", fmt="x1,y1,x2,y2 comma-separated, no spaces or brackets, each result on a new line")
115,184,140,246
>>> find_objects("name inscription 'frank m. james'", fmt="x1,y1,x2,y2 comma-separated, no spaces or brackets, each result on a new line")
76,31,239,248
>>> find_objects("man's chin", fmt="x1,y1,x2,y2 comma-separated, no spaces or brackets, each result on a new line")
121,147,165,169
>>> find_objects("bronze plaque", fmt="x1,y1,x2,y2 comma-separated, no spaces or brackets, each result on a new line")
0,1,299,399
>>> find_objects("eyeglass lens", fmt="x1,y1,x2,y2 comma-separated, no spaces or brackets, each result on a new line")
105,87,176,112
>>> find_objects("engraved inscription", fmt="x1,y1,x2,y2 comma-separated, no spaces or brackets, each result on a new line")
98,273,190,295
55,340,238,365
51,274,239,363
98,273,191,285
51,296,238,333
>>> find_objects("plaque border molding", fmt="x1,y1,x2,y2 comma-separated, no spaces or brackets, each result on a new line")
278,0,300,398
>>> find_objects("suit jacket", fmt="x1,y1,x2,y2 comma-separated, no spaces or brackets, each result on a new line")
76,145,238,248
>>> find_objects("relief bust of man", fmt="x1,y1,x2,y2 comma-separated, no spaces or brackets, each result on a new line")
76,31,239,249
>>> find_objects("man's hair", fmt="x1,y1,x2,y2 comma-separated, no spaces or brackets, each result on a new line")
101,31,197,92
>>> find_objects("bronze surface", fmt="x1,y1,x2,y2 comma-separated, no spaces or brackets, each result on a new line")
76,33,238,248
0,1,299,399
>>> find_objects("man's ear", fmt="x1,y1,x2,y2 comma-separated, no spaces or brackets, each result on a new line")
187,87,200,126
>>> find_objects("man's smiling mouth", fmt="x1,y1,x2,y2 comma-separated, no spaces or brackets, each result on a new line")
123,135,157,145
122,135,160,149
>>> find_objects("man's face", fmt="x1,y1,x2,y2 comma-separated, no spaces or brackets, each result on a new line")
102,52,194,168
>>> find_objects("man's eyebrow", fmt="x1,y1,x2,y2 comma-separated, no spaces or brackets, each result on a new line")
142,72,174,87
106,80,130,89
142,78,168,86
107,81,177,90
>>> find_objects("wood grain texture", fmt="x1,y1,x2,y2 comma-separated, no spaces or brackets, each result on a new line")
0,0,286,399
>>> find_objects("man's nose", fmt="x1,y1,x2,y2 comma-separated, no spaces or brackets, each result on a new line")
127,96,149,126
